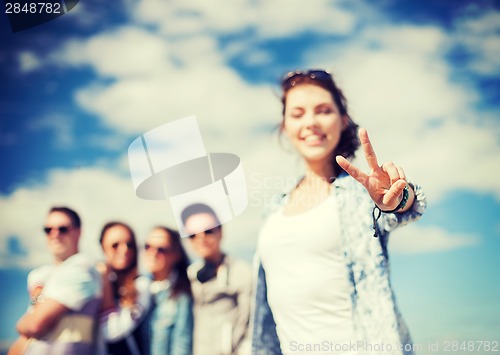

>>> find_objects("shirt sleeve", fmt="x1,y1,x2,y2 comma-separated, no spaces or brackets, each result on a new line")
42,257,101,311
27,265,53,292
99,276,151,342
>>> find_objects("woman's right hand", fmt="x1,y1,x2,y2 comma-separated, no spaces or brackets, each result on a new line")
97,262,116,311
96,261,109,275
336,128,414,212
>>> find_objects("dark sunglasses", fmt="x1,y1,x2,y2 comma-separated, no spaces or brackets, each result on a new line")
188,227,220,239
144,243,173,254
111,241,135,250
281,69,332,89
44,226,73,235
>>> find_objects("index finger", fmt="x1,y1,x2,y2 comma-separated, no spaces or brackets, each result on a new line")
336,155,368,187
359,128,379,171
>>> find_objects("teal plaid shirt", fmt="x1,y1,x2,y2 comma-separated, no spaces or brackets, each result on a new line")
252,172,427,355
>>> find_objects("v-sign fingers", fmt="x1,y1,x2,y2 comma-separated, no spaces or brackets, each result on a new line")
359,128,379,171
336,155,368,186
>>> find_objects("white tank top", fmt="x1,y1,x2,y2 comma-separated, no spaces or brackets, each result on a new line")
258,194,356,354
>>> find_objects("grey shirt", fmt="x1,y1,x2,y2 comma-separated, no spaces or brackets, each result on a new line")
188,255,252,355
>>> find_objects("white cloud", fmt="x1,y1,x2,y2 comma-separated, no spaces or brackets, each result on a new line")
253,0,356,39
18,51,41,72
395,120,500,201
55,27,174,78
363,25,449,56
73,63,279,136
455,11,500,75
132,0,355,39
390,224,480,254
49,27,281,136
307,24,468,131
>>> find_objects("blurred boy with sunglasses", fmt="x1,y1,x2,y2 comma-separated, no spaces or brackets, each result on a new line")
181,203,252,355
10,206,102,355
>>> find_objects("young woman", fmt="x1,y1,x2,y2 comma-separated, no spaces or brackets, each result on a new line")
252,70,427,355
139,226,193,355
98,222,150,355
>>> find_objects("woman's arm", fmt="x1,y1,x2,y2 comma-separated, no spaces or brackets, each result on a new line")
97,263,116,312
169,294,193,355
99,276,151,342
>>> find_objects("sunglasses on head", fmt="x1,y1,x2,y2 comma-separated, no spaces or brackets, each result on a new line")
281,69,332,89
187,227,220,239
44,226,73,235
144,243,173,254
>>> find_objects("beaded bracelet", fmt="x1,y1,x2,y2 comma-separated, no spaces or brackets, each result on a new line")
372,184,411,238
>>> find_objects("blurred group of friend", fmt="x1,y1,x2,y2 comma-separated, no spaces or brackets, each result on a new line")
9,204,252,355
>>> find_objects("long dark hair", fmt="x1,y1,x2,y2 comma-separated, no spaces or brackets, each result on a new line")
154,226,192,298
99,221,139,307
279,70,360,177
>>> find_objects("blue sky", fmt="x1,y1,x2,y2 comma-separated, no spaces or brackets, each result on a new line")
1,0,499,353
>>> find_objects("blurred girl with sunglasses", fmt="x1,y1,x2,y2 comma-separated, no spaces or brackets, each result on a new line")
98,221,150,355
252,70,427,354
138,226,193,355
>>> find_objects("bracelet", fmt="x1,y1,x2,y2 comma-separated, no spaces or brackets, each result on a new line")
372,184,413,238
381,184,409,213
30,294,45,305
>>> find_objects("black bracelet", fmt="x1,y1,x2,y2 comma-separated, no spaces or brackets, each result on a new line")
372,184,410,238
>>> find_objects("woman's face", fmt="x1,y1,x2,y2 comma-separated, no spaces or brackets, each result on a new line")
283,84,347,169
101,225,136,271
144,228,179,279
